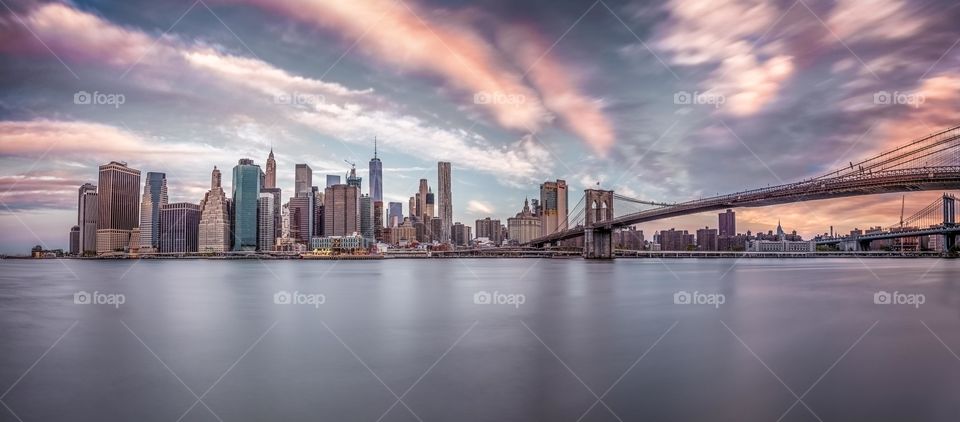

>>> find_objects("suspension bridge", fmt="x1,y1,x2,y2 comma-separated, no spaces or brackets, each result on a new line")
815,193,957,251
526,124,960,258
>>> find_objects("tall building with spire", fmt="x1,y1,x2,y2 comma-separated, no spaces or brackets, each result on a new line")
138,172,168,253
265,148,277,189
437,162,452,243
199,166,231,252
96,161,141,254
507,198,541,245
369,138,382,202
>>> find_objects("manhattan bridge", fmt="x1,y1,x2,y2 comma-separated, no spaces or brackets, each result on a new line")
526,124,960,258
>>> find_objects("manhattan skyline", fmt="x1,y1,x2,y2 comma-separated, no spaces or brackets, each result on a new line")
2,0,960,253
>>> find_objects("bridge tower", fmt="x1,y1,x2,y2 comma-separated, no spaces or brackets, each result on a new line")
583,189,615,259
945,194,956,251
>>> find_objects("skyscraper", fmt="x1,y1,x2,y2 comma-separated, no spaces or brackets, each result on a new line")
369,139,382,202
77,183,98,255
96,161,141,254
261,187,282,242
288,195,312,244
346,164,362,192
232,159,262,251
159,202,200,253
539,179,568,236
696,227,718,251
719,209,736,236
326,175,341,187
373,201,384,242
425,189,434,219
69,226,80,255
417,179,428,220
360,194,373,241
265,148,277,189
258,192,276,251
295,164,312,197
138,172,168,253
409,196,417,222
199,166,231,253
437,162,452,243
388,202,403,227
324,184,359,236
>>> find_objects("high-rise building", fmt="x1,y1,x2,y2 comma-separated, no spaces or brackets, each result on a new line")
326,175,341,187
69,226,80,255
507,199,541,245
660,228,695,251
719,209,736,236
451,222,470,246
696,227,718,251
324,184,359,236
417,179,429,220
96,161,141,254
424,189,435,220
540,180,568,236
437,162,452,243
159,202,200,253
475,217,502,246
295,164,312,197
410,195,418,221
199,166,232,253
265,148,277,189
288,195,312,244
388,202,403,228
138,172,168,253
373,201,384,242
232,159,262,251
261,187,282,242
360,194,373,241
258,192,276,251
346,164,362,192
77,183,98,255
369,139,382,202
312,188,324,238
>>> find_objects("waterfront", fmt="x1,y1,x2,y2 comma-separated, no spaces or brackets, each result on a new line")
1,259,959,421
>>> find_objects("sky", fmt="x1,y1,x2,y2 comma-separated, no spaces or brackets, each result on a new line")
0,0,959,253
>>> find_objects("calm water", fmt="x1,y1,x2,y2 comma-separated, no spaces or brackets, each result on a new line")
1,258,959,422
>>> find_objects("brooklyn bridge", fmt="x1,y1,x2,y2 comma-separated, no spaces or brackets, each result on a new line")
526,125,960,258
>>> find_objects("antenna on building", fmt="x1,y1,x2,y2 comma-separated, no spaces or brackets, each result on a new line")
374,136,377,159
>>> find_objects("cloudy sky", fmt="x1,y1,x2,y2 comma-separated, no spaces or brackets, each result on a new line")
1,0,958,253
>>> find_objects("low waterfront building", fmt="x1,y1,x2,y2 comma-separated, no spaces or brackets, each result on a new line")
748,239,816,252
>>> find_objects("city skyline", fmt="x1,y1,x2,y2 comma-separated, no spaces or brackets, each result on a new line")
2,0,960,253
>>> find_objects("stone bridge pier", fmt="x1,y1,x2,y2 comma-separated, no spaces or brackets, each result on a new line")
583,189,615,259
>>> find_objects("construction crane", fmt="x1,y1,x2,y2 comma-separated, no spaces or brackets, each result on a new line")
343,159,355,169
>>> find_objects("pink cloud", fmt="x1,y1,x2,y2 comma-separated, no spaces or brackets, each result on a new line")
498,25,615,154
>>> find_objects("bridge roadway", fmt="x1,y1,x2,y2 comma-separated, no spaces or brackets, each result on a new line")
815,226,960,245
529,166,960,246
